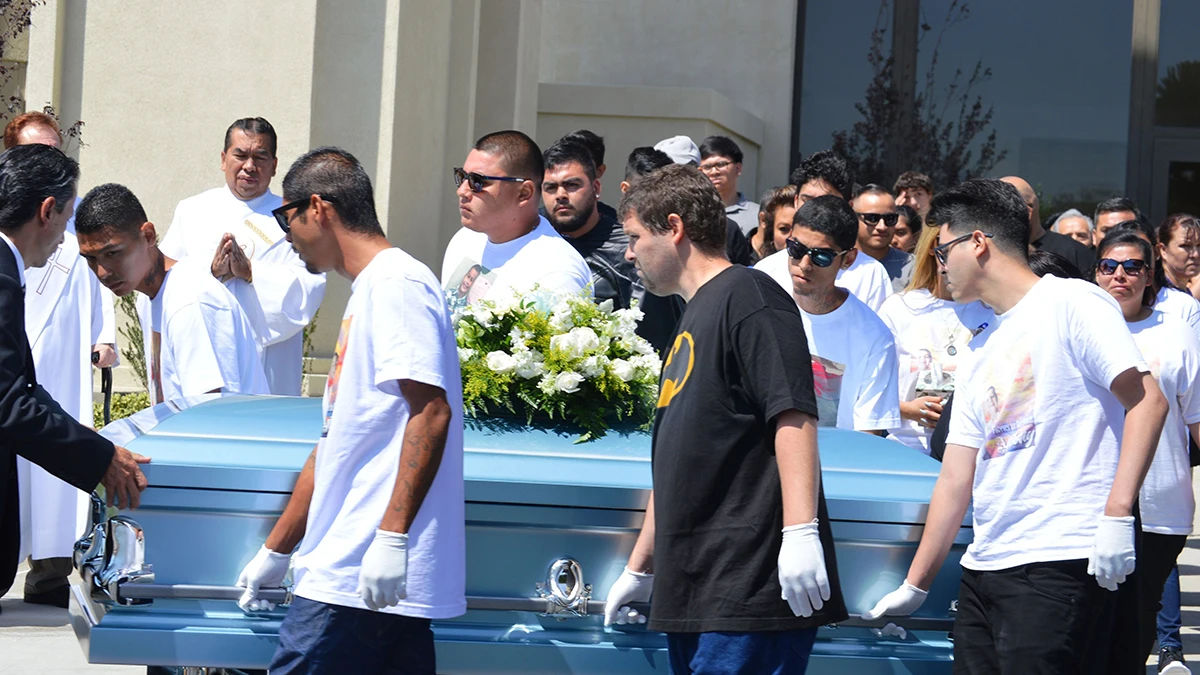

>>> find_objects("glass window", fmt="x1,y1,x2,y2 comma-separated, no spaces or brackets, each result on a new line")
1155,0,1200,128
800,0,1132,217
1167,161,1200,216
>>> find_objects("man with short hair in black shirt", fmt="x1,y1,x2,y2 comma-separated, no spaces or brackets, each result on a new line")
603,164,846,674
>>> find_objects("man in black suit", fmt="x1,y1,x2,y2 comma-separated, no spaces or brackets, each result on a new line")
0,144,149,607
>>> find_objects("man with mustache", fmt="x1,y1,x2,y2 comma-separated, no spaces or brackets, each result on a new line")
76,183,268,403
159,117,325,395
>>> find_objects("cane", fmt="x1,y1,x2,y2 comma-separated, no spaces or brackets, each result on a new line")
92,352,113,426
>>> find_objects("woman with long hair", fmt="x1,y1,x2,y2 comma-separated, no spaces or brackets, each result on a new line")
876,223,993,454
749,185,797,261
1157,213,1200,301
1093,229,1200,673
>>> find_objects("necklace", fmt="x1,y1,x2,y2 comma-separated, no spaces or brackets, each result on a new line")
939,302,963,356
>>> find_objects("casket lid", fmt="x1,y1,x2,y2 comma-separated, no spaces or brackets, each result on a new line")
105,395,953,525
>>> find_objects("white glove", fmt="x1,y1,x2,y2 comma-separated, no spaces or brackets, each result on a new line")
358,529,409,610
604,567,654,626
235,545,291,612
861,582,928,620
778,521,831,617
1088,515,1136,591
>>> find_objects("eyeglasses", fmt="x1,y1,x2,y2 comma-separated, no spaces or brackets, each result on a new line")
271,195,338,234
1096,258,1147,277
785,238,846,267
699,160,735,173
857,212,900,228
932,232,993,265
454,167,528,193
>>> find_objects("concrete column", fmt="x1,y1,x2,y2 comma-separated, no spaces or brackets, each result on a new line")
473,0,541,137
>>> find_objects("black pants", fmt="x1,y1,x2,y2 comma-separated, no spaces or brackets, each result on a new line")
1138,532,1188,661
0,470,19,597
953,560,1125,675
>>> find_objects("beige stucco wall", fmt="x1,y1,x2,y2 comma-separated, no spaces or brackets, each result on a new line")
537,0,798,196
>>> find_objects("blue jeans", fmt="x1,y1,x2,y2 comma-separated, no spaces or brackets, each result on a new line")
1158,565,1183,652
666,628,818,675
269,596,435,675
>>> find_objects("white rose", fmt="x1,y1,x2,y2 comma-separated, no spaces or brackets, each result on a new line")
610,358,635,382
554,371,585,394
485,350,516,375
513,350,545,379
549,332,575,358
457,347,477,362
569,327,600,354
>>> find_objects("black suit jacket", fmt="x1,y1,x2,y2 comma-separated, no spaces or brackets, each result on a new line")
0,240,114,535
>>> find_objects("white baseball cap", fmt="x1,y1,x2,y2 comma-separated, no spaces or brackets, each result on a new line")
654,135,701,166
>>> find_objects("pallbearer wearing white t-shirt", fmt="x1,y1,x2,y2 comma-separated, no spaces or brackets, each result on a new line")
76,184,269,403
159,118,326,395
234,148,464,675
783,195,900,434
864,179,1168,674
441,130,590,318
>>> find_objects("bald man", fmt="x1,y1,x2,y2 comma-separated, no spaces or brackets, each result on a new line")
1000,176,1095,276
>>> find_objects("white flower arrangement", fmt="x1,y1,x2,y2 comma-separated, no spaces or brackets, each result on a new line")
456,288,661,441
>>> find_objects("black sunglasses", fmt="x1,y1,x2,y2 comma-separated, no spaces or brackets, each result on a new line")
1096,258,1147,277
933,232,993,265
271,195,338,234
857,212,900,228
785,238,845,267
453,167,528,193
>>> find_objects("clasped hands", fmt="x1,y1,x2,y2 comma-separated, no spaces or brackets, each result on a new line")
211,233,252,283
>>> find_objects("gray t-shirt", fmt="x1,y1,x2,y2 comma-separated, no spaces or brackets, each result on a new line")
878,247,914,292
725,193,759,236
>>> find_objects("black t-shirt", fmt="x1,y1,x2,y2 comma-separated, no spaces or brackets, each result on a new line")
725,217,754,266
649,265,847,633
1033,230,1095,279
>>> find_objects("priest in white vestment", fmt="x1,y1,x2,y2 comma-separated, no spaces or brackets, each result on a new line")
14,228,105,606
159,118,325,395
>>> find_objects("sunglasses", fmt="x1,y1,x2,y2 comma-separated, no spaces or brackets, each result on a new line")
453,167,528,193
785,238,846,267
271,195,338,234
932,232,993,265
857,212,900,228
1096,258,1147,277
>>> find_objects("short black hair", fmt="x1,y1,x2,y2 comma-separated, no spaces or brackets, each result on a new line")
1093,196,1139,225
0,144,78,233
789,150,853,201
224,117,277,157
851,183,892,200
473,130,544,185
1029,250,1084,280
617,164,726,256
793,194,859,251
559,129,605,168
76,183,148,236
543,141,596,180
624,146,673,181
282,146,383,236
926,178,1030,260
699,136,743,164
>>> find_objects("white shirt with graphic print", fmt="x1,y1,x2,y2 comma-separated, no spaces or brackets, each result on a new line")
1129,310,1200,535
947,275,1147,571
293,247,466,619
798,291,901,431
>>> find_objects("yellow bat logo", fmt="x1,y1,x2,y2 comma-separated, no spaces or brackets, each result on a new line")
657,332,694,408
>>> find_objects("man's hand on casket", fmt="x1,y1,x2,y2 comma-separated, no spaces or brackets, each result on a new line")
861,582,928,620
102,445,149,509
358,529,409,610
236,545,291,612
778,521,831,617
604,567,653,626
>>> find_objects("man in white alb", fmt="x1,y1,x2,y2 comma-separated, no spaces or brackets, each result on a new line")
160,117,325,395
441,130,590,314
1,111,116,607
76,184,269,403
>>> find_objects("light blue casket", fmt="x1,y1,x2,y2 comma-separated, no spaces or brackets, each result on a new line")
69,395,970,674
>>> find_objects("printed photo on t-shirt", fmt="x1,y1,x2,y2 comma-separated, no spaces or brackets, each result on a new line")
811,355,845,427
444,259,497,316
910,347,956,396
979,348,1037,460
323,316,352,438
